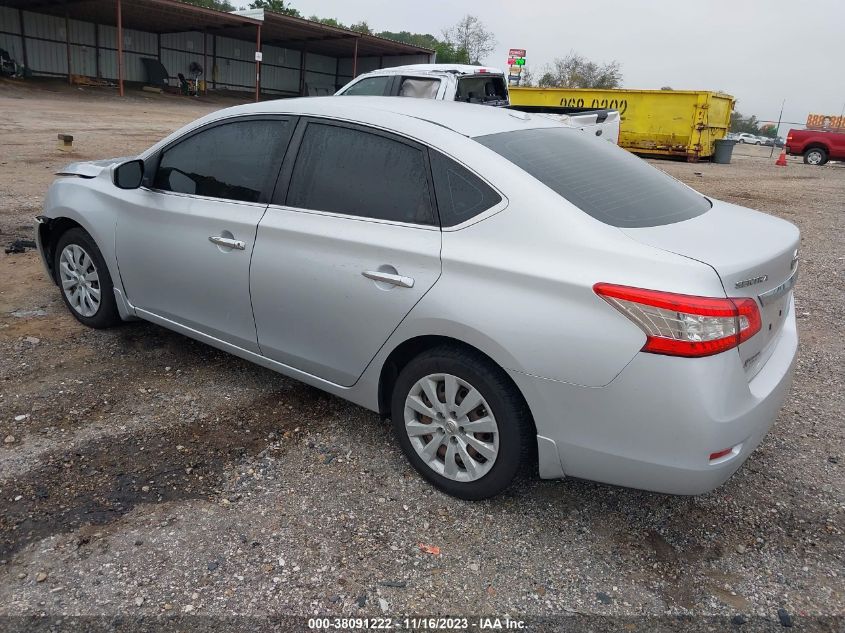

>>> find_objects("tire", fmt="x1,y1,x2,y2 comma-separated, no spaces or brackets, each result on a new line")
390,345,533,500
54,228,121,328
803,147,828,166
738,139,745,144
755,141,761,145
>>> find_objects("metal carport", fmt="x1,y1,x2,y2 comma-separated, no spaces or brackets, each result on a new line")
0,0,433,100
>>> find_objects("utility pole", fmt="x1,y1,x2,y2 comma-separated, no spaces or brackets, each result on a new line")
770,99,785,158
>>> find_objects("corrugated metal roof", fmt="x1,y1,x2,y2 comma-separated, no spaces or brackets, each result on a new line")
239,9,434,57
0,0,433,58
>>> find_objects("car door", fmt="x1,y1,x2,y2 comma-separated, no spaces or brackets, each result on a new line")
250,119,442,386
115,116,295,352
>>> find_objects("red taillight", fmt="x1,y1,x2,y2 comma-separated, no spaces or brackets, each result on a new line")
593,283,762,358
709,448,733,460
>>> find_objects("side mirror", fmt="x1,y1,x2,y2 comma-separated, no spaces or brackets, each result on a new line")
113,159,144,190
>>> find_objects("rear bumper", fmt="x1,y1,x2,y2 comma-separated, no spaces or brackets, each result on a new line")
514,297,798,494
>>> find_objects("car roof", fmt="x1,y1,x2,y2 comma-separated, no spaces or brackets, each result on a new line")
359,63,505,76
214,96,562,139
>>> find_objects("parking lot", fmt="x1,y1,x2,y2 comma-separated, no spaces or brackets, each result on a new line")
0,84,843,623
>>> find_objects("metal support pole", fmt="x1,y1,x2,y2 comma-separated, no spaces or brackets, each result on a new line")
254,24,261,102
65,8,72,84
18,8,28,70
94,23,100,78
352,37,358,78
212,34,217,90
116,0,124,97
299,45,306,96
770,99,785,158
202,29,207,94
334,57,339,92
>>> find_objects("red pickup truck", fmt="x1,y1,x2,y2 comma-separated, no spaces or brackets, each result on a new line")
786,128,845,165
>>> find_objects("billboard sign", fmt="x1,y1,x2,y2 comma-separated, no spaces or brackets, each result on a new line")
507,48,526,85
806,113,845,130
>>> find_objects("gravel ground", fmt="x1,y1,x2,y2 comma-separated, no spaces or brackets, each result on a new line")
0,81,842,628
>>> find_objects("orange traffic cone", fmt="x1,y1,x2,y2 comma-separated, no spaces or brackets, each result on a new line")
775,148,787,167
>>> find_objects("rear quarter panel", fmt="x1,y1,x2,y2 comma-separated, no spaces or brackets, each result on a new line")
377,165,727,388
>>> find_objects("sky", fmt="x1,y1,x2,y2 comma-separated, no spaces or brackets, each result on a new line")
282,0,842,134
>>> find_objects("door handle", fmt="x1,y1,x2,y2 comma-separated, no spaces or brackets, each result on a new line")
209,236,246,250
362,270,415,288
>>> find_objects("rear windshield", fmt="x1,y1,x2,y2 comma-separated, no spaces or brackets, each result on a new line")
456,75,508,104
475,127,711,227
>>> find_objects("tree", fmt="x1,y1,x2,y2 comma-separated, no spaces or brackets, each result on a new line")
758,123,777,138
537,51,622,89
442,15,496,64
309,15,345,28
349,20,373,35
249,0,301,16
375,30,467,63
730,111,770,135
518,67,535,87
178,0,236,10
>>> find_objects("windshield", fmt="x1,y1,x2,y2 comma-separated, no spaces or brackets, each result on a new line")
475,127,711,228
456,75,508,104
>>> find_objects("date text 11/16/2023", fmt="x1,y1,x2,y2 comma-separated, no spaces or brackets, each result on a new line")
307,616,526,630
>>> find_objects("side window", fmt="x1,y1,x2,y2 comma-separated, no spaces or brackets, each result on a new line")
456,75,507,103
430,152,502,227
398,77,440,99
341,76,391,96
153,119,293,203
285,123,434,225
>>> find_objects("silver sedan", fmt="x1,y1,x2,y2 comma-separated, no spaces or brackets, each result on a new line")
36,97,799,499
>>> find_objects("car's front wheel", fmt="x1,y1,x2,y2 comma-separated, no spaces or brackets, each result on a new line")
54,228,121,328
390,346,533,500
803,147,828,166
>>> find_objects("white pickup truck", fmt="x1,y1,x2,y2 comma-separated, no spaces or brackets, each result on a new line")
336,64,620,143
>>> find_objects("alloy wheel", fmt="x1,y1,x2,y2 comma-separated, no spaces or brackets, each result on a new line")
59,244,101,317
806,150,823,165
403,373,499,482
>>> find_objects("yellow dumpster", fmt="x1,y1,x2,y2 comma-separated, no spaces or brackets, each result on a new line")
510,87,735,161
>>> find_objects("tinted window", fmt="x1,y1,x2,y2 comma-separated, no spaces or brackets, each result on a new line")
342,76,391,96
476,127,711,228
430,152,502,227
154,119,292,203
286,123,434,225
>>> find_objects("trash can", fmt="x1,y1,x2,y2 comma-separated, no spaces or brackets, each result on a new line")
712,139,736,164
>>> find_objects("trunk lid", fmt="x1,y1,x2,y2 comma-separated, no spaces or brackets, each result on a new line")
622,199,799,378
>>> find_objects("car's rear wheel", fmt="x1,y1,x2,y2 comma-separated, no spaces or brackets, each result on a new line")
390,346,533,500
803,147,828,166
54,228,121,328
